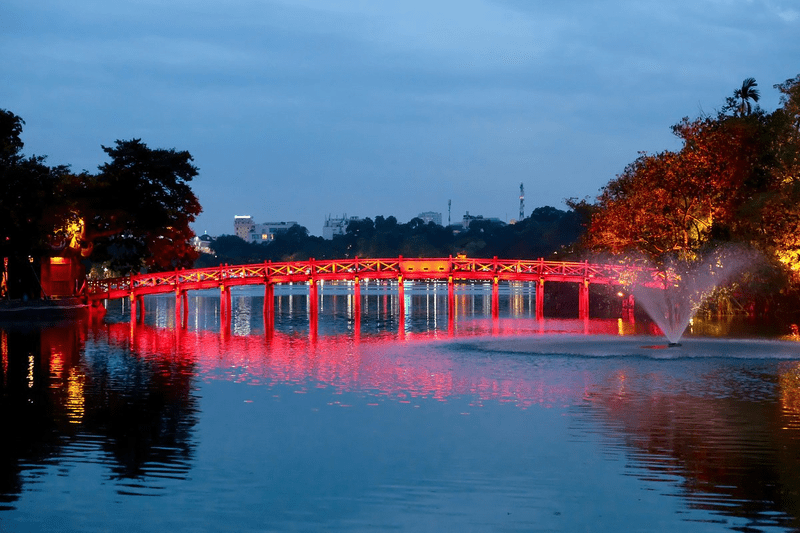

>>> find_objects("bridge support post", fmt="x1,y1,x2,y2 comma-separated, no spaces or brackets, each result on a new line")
353,277,361,338
447,276,455,335
579,279,590,320
175,289,188,329
397,275,405,336
129,292,137,324
182,291,188,327
308,280,318,341
622,293,635,321
263,282,274,337
492,277,500,319
220,284,231,333
535,278,544,320
137,296,145,323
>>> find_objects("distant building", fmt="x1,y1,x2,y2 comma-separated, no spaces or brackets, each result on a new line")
234,215,254,240
233,216,297,244
417,211,442,226
192,232,215,254
461,212,505,229
249,221,298,244
323,214,363,240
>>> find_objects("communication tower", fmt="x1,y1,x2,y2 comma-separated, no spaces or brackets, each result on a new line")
519,183,525,221
448,199,451,226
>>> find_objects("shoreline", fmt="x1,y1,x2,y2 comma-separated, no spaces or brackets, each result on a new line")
0,298,91,322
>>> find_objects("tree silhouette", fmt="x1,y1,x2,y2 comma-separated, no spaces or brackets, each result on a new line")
733,77,760,116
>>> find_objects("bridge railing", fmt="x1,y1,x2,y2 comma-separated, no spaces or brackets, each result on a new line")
86,256,655,299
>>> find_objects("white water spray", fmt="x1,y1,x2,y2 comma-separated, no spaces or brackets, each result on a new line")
628,246,755,345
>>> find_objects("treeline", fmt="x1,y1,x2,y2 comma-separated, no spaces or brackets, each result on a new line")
197,207,584,267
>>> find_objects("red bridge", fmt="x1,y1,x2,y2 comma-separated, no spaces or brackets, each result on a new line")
88,257,645,328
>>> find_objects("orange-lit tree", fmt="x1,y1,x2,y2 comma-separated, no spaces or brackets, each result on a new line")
581,78,797,262
583,116,766,262
732,75,800,281
578,75,800,310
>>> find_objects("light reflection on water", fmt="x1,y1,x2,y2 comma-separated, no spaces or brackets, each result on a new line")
1,284,800,532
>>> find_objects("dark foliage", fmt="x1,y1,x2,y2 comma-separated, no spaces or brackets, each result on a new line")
1,111,202,298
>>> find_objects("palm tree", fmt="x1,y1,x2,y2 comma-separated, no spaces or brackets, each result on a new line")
734,77,760,116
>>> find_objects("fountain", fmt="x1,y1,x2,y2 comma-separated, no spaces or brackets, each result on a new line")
628,246,756,345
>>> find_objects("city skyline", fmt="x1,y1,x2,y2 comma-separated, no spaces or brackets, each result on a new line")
3,0,798,236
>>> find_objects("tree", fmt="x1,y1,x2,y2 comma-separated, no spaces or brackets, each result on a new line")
0,109,68,298
580,108,769,263
1,111,204,296
733,77,761,116
732,75,800,281
72,139,202,273
0,109,24,166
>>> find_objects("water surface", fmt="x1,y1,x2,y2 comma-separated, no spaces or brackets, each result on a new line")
2,284,799,531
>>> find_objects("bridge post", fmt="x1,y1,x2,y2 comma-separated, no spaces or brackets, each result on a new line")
622,293,635,321
308,279,318,343
263,283,274,338
535,278,544,320
492,276,499,319
174,269,180,326
175,288,188,329
308,278,319,340
220,284,231,331
182,291,188,327
138,295,145,323
447,275,455,335
263,282,274,326
397,274,405,321
353,276,361,338
579,279,590,320
447,275,455,309
129,291,137,324
396,275,405,337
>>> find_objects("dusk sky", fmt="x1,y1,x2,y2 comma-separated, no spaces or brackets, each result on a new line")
3,0,798,237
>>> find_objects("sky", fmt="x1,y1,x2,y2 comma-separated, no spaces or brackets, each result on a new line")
2,0,799,237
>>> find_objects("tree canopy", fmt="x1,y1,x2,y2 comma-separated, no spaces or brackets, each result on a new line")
72,139,202,272
1,111,202,298
574,74,800,301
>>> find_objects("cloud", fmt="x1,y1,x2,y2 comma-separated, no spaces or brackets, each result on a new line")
2,0,799,234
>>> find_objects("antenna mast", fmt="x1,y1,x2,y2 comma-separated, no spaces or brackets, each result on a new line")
448,199,451,226
519,183,524,220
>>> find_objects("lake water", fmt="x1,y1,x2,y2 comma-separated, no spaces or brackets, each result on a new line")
2,282,800,532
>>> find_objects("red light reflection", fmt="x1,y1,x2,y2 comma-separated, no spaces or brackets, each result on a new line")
98,321,626,409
